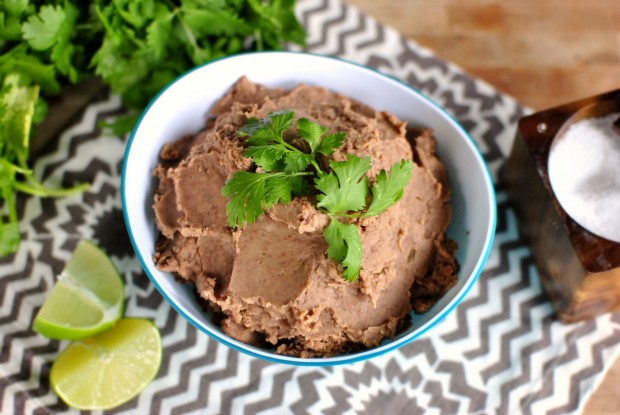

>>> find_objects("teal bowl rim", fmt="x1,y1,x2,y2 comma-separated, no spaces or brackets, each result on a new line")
121,50,497,366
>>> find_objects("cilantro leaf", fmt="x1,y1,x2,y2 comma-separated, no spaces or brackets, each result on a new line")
315,132,346,156
221,171,272,228
323,219,362,281
297,117,327,153
0,45,60,95
1,74,38,164
3,0,29,18
145,11,174,61
264,173,303,206
0,11,22,40
296,118,345,156
21,5,67,51
363,160,414,217
283,151,313,173
221,170,302,228
315,155,371,214
240,110,294,146
238,116,268,137
51,42,77,83
0,222,20,257
247,0,306,47
181,7,252,37
98,113,140,137
269,110,295,140
243,145,288,171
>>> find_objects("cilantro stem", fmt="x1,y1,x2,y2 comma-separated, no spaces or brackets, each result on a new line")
275,137,301,153
0,159,31,175
272,171,313,178
94,6,122,44
177,14,199,51
310,159,323,174
14,180,90,198
1,188,17,223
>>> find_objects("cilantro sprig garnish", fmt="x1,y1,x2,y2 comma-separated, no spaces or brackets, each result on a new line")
221,111,414,281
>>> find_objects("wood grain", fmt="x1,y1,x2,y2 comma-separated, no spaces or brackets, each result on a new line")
344,0,620,413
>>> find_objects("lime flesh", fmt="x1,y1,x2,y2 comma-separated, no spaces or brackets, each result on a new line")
50,318,162,410
33,240,124,340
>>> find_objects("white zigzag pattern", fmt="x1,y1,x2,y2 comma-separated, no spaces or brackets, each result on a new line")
0,248,30,317
337,17,401,70
33,95,122,176
312,1,360,49
229,363,292,415
488,266,555,412
302,0,342,49
158,329,222,414
528,317,620,415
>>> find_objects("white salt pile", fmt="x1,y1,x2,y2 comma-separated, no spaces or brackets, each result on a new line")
548,113,620,243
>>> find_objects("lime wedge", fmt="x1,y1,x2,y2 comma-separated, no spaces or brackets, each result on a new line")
33,240,124,340
50,318,162,410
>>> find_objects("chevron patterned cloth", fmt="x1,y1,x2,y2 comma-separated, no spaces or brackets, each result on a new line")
2,0,620,414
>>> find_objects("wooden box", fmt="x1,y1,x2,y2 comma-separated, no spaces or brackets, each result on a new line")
503,89,620,322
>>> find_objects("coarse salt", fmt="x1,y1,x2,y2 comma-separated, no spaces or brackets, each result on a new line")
548,113,620,243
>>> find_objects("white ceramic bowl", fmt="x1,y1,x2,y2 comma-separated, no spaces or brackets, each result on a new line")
122,52,496,366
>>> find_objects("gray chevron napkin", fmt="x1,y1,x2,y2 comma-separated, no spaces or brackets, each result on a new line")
2,0,619,414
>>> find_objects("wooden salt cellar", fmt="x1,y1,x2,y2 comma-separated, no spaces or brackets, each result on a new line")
503,89,620,323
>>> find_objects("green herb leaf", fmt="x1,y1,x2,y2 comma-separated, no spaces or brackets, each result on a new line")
315,155,371,214
0,11,23,40
221,171,302,228
0,222,20,257
145,11,174,61
98,113,140,137
283,151,313,173
268,110,295,140
315,132,346,156
242,145,289,171
264,173,303,206
0,45,60,95
1,74,38,164
3,0,29,18
241,110,294,146
221,171,271,228
363,160,414,217
296,118,345,157
296,117,327,153
323,219,362,281
181,7,251,37
21,5,67,51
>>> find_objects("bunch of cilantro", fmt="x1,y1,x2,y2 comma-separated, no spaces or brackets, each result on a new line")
222,111,414,281
0,0,305,256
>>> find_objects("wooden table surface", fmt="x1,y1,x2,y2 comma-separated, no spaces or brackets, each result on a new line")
345,0,620,413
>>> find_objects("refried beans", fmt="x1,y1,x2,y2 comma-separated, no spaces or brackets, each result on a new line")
152,76,457,357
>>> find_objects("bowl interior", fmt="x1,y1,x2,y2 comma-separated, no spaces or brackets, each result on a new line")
122,52,496,366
